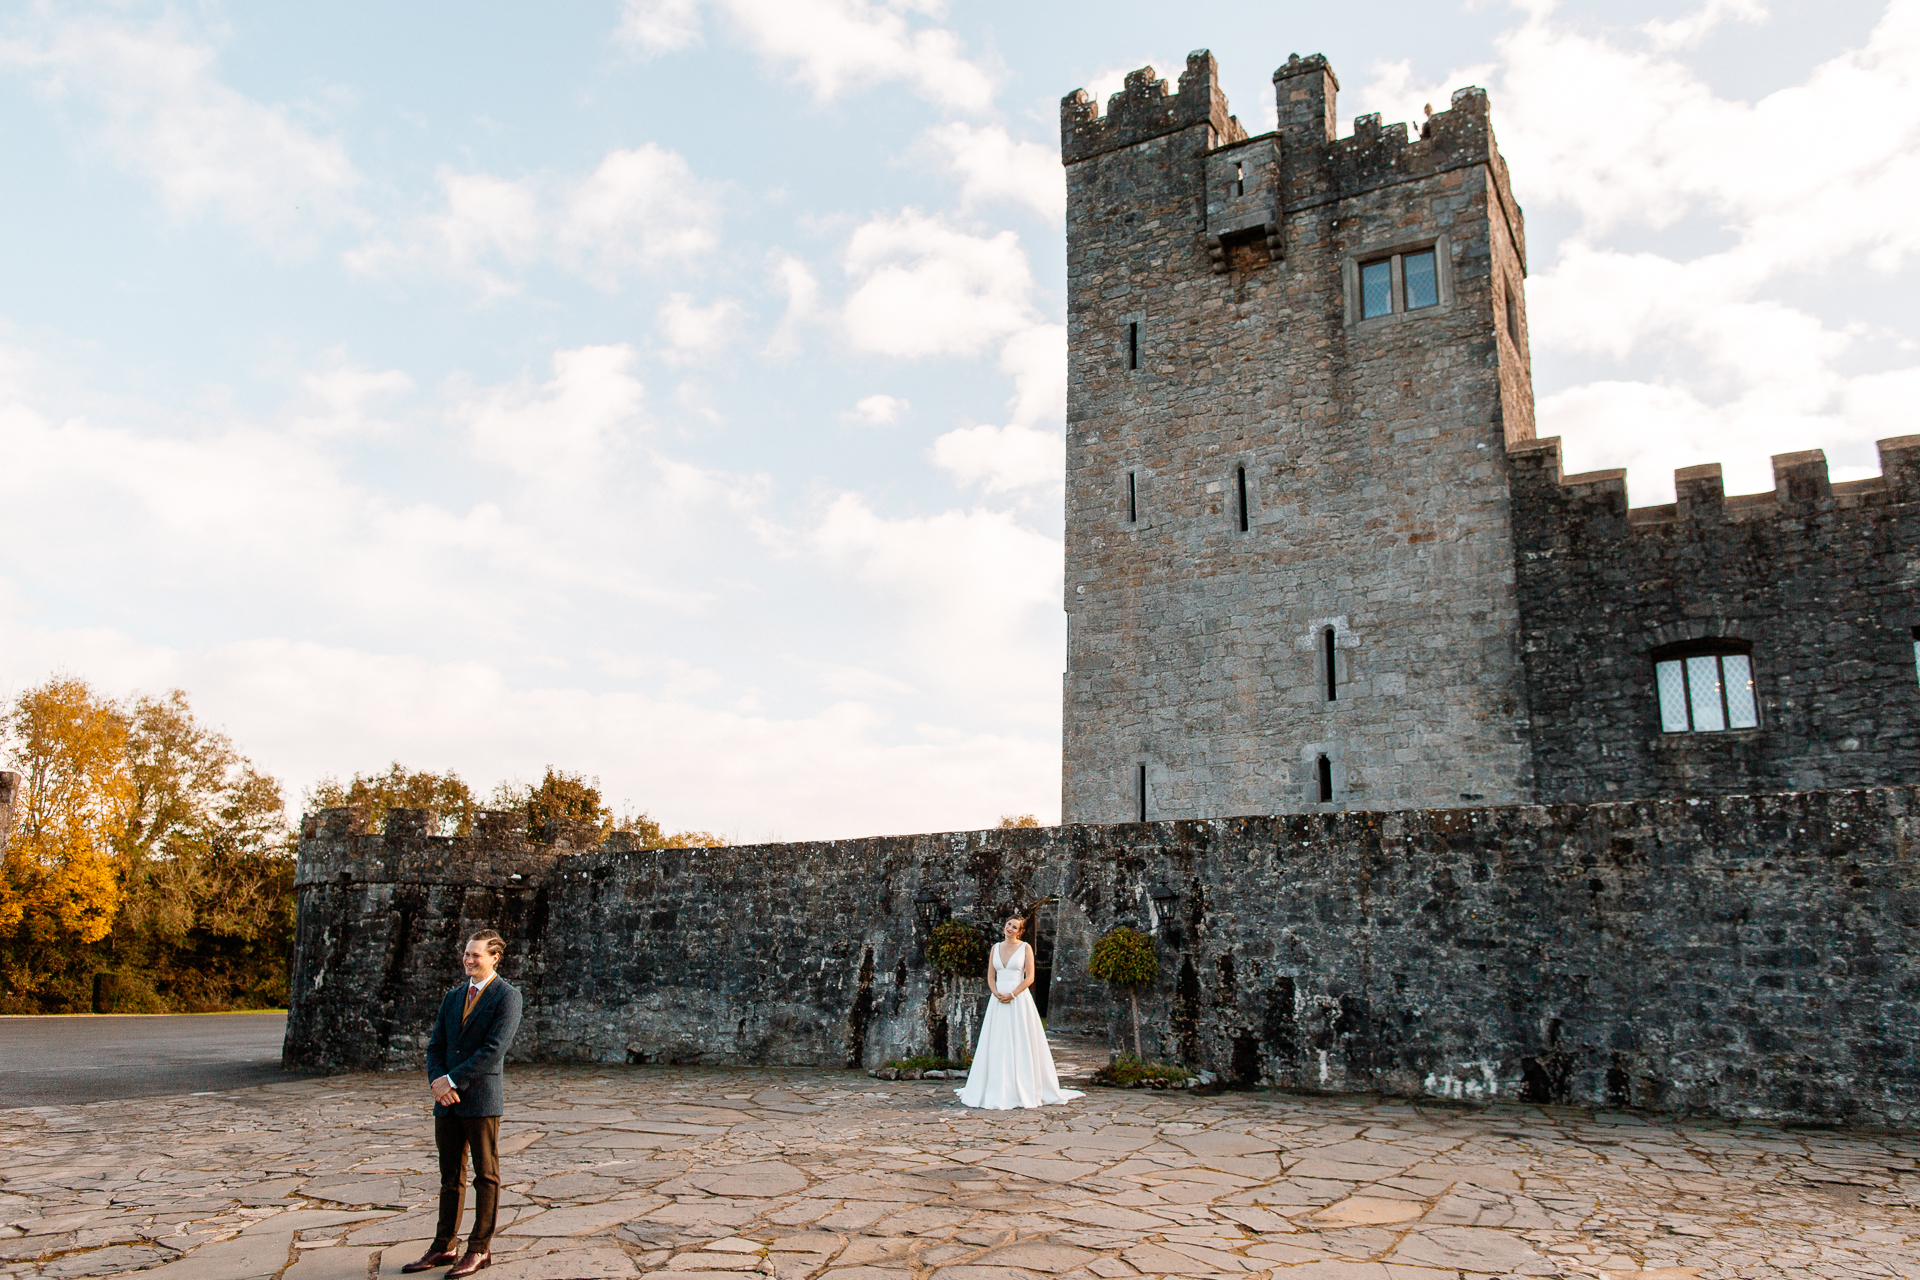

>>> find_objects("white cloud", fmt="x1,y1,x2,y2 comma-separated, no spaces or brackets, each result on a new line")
292,359,415,438
930,423,1061,494
765,253,821,357
616,0,704,54
1643,0,1769,51
461,345,647,485
656,293,744,363
1079,59,1184,119
928,326,1066,493
918,122,1063,222
998,325,1066,429
811,493,1060,722
559,144,719,283
626,0,995,113
0,611,1060,838
0,11,361,246
347,144,717,291
847,393,909,426
1460,1,1920,503
841,212,1037,358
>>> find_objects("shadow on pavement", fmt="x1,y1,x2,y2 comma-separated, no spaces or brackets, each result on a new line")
0,1011,317,1106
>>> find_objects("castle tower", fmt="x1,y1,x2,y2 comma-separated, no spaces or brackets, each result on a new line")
1060,52,1538,822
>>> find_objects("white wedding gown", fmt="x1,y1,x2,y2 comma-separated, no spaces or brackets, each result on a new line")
955,941,1084,1109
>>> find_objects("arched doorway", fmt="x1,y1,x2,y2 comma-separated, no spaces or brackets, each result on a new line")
1022,896,1057,1021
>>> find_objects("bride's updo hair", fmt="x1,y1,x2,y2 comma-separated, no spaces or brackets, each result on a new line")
1004,915,1025,935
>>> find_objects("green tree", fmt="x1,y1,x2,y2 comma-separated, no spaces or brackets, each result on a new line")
307,763,478,837
614,809,730,849
519,766,608,839
1090,926,1160,1057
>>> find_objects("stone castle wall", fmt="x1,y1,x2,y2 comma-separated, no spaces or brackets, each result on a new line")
1060,53,1536,824
1512,436,1920,802
288,787,1920,1128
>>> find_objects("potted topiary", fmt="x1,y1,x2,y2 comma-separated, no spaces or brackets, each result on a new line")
926,919,987,1063
1089,925,1159,1058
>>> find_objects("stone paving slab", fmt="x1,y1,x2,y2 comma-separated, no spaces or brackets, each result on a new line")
1,1058,1916,1280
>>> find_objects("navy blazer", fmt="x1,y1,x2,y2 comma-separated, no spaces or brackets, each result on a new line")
425,976,523,1118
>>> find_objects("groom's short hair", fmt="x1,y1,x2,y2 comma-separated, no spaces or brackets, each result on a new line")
466,929,506,961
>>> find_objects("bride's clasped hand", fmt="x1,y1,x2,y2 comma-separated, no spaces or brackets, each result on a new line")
955,916,1084,1110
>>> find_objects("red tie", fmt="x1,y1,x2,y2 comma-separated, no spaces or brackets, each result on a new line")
462,984,481,1023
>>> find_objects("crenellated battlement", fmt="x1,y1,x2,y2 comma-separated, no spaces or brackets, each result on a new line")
293,805,600,891
1509,434,1920,533
1060,51,1242,165
1509,433,1920,805
1062,52,1525,275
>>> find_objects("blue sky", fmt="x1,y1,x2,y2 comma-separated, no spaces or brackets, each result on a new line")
0,0,1914,839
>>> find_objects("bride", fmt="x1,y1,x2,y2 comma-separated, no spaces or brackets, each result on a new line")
955,916,1084,1109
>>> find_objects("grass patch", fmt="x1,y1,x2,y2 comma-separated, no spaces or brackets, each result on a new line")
1093,1051,1195,1087
884,1055,971,1072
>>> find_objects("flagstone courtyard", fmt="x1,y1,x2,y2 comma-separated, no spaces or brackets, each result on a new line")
2,1052,1915,1280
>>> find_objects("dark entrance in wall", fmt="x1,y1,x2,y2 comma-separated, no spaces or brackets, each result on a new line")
1023,897,1056,1020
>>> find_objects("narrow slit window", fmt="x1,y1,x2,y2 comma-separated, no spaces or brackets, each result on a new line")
1323,627,1338,701
1136,764,1147,823
1505,285,1519,343
1127,471,1137,523
1912,626,1919,686
1360,260,1393,319
1653,644,1758,733
1235,466,1248,533
1316,755,1333,803
1404,249,1439,309
1233,161,1245,197
1126,322,1139,371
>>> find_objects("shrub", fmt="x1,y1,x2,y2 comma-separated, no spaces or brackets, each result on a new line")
1089,926,1159,1056
926,920,988,976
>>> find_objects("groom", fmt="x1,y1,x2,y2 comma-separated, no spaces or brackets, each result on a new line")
404,929,523,1277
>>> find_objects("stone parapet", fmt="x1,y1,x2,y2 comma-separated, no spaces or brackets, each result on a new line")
288,788,1920,1128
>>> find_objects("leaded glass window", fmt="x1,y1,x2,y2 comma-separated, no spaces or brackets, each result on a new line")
1653,646,1758,733
1360,260,1392,319
1404,249,1439,309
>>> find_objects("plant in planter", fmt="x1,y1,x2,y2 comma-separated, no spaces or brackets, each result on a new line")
1089,925,1158,1057
926,919,988,1058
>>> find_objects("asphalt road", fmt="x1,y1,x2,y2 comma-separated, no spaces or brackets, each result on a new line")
0,1011,305,1107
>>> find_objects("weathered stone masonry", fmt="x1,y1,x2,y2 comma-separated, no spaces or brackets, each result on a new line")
1061,53,1538,824
289,788,1920,1128
1059,51,1916,822
1512,435,1920,803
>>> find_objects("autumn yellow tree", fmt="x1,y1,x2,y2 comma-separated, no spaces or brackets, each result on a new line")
1,679,295,1013
0,678,135,1000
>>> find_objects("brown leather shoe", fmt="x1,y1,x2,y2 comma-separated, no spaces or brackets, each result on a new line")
401,1249,461,1273
446,1252,491,1278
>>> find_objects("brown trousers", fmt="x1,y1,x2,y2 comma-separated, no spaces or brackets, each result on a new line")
432,1114,501,1253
